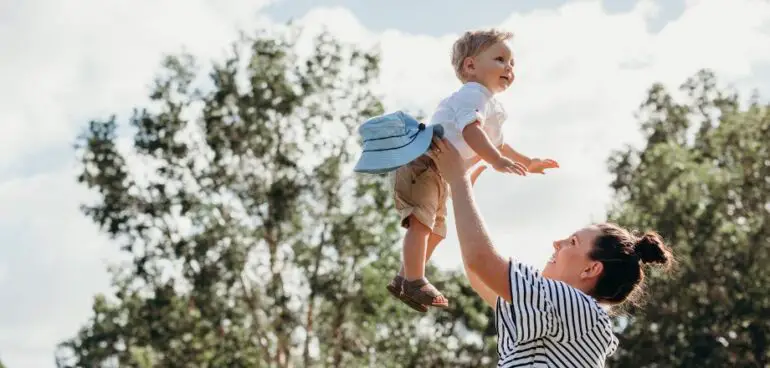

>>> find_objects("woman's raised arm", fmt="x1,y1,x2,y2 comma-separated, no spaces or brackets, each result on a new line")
429,138,514,303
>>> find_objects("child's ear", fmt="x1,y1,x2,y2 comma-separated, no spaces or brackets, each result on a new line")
463,57,475,75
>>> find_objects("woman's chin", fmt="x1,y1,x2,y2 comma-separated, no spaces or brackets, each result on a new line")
542,263,555,279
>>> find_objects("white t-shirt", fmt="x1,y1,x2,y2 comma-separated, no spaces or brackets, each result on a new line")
429,82,507,159
495,259,619,367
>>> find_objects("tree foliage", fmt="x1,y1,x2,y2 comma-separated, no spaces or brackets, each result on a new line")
606,69,770,367
56,28,494,368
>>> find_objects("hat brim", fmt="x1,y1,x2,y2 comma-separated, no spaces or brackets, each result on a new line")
354,125,435,174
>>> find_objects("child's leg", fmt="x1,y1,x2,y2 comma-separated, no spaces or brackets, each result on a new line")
398,189,449,307
388,157,449,309
401,216,431,281
398,232,443,278
400,192,448,307
390,228,442,313
398,184,448,277
392,157,441,281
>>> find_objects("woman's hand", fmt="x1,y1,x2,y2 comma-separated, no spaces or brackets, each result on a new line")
428,138,472,184
469,165,488,187
430,137,488,186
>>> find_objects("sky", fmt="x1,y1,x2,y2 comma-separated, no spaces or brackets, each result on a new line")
1,0,770,366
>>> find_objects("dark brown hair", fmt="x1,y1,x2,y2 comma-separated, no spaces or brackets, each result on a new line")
589,223,674,308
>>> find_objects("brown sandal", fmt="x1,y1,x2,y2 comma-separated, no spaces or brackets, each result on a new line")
401,277,449,308
387,275,427,313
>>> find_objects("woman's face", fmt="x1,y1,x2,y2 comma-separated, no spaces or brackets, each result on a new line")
542,225,603,287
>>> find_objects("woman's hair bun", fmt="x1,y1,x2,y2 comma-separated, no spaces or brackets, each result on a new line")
634,231,671,266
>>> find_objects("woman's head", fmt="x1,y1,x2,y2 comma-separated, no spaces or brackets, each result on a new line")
542,223,673,307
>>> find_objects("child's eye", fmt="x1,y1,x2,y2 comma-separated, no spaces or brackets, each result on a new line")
495,57,505,62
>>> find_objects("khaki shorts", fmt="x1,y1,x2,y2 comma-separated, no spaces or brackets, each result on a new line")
393,155,449,238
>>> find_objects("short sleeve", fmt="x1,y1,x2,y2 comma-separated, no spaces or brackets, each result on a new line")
495,259,607,344
448,85,489,131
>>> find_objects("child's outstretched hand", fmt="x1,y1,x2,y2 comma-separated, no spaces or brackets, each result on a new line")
492,156,528,176
527,158,559,174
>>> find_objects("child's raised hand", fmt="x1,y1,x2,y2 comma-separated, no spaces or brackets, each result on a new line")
492,156,528,176
527,158,559,174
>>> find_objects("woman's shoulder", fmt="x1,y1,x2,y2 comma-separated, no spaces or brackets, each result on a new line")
508,258,611,321
497,258,618,353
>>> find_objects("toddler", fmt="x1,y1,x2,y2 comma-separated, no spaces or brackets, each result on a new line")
386,29,559,312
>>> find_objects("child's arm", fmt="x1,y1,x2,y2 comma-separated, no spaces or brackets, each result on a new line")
500,143,532,167
462,122,526,175
501,143,560,174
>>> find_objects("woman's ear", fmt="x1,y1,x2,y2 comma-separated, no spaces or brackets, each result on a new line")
582,261,603,280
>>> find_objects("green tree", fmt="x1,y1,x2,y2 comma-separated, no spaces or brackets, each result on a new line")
55,28,494,368
606,69,770,367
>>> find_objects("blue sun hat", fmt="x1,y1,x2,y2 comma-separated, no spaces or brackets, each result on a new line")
354,111,444,174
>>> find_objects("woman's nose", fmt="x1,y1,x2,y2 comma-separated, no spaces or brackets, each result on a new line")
552,240,560,250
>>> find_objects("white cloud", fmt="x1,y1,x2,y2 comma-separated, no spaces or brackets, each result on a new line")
0,168,117,367
0,0,276,171
2,0,770,366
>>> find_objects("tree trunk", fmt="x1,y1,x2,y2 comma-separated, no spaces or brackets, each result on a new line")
331,301,347,367
239,274,270,362
303,224,328,366
264,226,291,367
748,322,767,367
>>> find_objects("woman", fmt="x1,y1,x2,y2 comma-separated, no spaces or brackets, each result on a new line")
428,138,674,367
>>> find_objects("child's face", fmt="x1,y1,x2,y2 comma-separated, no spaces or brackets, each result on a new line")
464,41,515,94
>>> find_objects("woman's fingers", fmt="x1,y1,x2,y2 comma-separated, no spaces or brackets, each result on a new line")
470,165,488,186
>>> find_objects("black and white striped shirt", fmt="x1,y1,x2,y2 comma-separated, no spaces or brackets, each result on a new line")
495,259,619,367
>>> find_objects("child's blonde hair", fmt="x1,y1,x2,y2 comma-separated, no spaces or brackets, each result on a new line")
451,29,514,82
